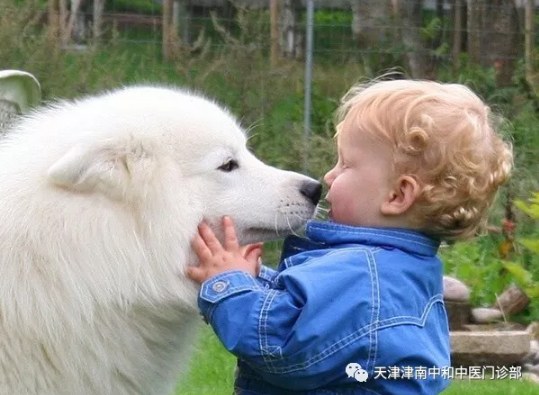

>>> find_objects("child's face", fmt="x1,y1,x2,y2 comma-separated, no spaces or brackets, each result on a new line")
323,122,394,227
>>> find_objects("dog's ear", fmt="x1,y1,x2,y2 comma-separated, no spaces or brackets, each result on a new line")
47,138,151,200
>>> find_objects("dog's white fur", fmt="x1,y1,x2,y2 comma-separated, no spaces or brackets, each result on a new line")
0,86,319,395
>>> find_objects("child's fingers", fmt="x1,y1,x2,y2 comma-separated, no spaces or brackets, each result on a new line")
198,222,223,253
192,234,212,261
186,266,205,283
222,216,239,250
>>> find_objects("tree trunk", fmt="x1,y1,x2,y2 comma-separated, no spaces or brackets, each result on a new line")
433,0,445,49
64,0,85,45
221,0,237,31
173,0,192,46
278,0,303,60
481,0,519,87
397,0,429,78
452,0,464,75
48,0,61,42
467,0,481,65
350,0,391,48
58,0,69,44
525,0,535,79
270,0,279,65
92,0,105,42
173,0,180,43
162,0,174,61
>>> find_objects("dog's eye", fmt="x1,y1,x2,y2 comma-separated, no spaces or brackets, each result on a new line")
218,159,239,172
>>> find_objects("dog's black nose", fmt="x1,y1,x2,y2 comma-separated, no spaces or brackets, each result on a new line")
300,181,322,205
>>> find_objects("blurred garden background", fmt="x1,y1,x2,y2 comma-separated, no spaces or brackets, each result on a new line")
2,0,539,393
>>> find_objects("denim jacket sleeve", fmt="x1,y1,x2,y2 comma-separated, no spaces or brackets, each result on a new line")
197,249,374,390
255,264,278,287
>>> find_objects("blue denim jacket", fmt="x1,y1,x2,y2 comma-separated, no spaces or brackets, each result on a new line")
198,221,451,394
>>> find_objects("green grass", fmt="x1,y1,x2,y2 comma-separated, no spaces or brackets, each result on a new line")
174,326,236,395
175,327,539,395
443,378,539,394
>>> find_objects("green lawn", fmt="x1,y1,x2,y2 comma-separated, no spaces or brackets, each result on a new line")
443,379,539,394
175,326,539,395
175,325,237,395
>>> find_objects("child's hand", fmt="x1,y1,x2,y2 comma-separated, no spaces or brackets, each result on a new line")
187,216,263,284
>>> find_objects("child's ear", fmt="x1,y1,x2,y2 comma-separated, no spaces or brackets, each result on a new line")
380,175,420,216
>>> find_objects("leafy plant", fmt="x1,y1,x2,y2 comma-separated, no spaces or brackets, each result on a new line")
440,237,513,307
504,193,539,299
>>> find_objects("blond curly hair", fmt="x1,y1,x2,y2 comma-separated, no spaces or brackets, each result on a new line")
336,79,513,241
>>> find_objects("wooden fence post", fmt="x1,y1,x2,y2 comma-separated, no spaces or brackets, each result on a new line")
452,0,463,76
93,0,105,42
525,0,535,79
270,0,279,67
467,0,481,65
47,0,61,42
163,0,173,61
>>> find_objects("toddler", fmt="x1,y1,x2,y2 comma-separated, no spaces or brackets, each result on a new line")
187,79,513,394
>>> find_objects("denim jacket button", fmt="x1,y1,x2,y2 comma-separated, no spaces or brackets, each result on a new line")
212,281,228,293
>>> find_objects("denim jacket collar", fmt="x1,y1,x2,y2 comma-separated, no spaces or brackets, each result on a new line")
302,221,440,256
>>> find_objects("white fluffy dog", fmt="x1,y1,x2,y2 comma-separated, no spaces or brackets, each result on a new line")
0,86,321,395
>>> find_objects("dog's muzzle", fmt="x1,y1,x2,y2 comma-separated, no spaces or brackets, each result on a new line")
300,181,322,206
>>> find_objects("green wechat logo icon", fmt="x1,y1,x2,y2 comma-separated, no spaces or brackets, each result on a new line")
346,363,369,382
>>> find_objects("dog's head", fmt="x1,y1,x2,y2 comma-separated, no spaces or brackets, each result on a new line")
46,86,321,245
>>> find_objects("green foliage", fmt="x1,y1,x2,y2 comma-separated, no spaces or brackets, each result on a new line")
516,193,539,251
440,238,512,307
105,0,161,14
442,192,539,322
505,193,539,304
420,17,443,41
313,10,353,25
515,192,539,222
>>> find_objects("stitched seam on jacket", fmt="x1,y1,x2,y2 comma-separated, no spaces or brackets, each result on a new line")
258,266,277,282
375,295,444,328
259,247,375,374
366,248,380,374
257,295,444,374
202,284,260,302
308,224,434,248
308,223,433,242
259,289,279,368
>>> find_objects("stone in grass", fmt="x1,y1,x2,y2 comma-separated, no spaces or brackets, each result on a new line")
520,340,539,365
522,372,539,384
494,284,530,316
471,307,504,324
443,276,470,302
527,322,539,340
524,363,539,376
